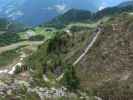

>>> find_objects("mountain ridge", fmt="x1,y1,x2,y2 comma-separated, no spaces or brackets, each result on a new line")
44,4,133,29
118,0,133,7
0,0,101,26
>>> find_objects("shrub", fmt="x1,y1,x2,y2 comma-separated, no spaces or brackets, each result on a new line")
29,35,44,41
63,64,80,91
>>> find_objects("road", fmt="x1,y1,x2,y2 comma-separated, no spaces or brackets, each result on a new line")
0,41,43,54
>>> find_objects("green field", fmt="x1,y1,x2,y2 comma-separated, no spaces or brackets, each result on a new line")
0,48,20,67
0,27,57,47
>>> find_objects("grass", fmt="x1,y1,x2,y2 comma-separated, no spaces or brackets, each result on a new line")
34,27,57,39
17,27,57,41
0,48,20,67
0,26,57,47
17,31,29,40
0,33,24,46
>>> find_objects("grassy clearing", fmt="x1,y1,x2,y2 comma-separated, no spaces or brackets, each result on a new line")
17,27,57,41
34,27,57,39
0,33,24,46
0,48,20,67
0,26,57,47
17,31,29,40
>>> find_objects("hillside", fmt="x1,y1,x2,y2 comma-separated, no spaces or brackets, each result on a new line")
0,0,100,26
95,4,133,19
26,23,95,79
0,18,28,46
76,13,133,96
0,18,27,34
45,4,133,29
24,12,133,99
44,9,93,29
118,0,133,7
1,1,133,99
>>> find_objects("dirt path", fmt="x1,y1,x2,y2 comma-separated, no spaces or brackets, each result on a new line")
73,27,102,66
56,27,102,81
0,41,44,75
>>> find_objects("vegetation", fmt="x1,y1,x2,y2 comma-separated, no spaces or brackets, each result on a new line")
63,64,80,91
69,25,92,32
95,5,133,19
0,48,20,67
75,12,133,96
26,33,63,80
44,5,133,29
26,11,133,97
45,9,92,29
29,35,44,41
1,2,133,99
0,18,28,46
0,18,8,30
0,33,23,46
0,18,27,33
25,30,84,89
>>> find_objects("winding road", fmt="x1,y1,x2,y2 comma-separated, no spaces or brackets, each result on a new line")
0,41,43,54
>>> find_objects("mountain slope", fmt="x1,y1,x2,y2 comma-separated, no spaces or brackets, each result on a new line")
45,9,93,29
118,0,133,7
0,0,132,26
45,4,133,29
25,12,133,98
95,4,133,19
76,13,133,96
0,18,26,34
0,0,101,26
0,18,27,46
